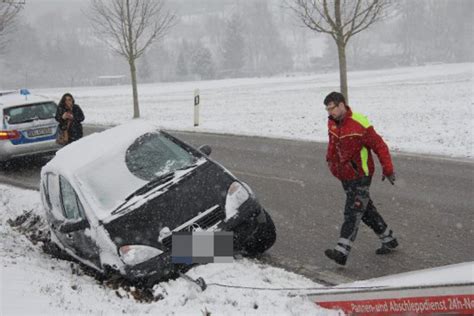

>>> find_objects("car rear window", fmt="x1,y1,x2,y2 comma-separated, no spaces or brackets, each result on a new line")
4,102,57,124
126,132,196,181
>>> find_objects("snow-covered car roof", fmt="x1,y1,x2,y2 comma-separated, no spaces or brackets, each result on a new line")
0,91,54,111
42,120,205,220
43,120,159,178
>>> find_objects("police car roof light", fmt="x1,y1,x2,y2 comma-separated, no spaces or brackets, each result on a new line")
20,89,31,96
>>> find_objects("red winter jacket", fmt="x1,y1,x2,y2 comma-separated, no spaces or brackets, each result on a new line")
326,106,394,181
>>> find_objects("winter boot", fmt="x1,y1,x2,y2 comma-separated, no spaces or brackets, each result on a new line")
324,249,348,265
376,238,399,255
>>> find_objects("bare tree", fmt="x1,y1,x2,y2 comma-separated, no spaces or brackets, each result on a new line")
0,0,24,53
88,0,175,118
288,0,391,102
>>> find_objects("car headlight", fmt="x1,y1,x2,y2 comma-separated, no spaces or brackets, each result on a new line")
119,245,163,265
225,181,250,220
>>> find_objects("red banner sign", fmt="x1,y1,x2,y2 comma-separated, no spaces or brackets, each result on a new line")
317,294,474,315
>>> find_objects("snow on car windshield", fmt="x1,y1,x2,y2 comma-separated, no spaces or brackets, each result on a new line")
125,132,195,181
76,132,198,218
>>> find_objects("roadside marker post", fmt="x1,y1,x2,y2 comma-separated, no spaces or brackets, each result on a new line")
194,89,200,127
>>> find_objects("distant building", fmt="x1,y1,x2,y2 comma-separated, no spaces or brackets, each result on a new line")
96,75,128,86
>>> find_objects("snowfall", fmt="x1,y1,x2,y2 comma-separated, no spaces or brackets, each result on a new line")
1,63,473,315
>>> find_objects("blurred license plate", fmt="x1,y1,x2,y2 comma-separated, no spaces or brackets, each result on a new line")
27,127,52,137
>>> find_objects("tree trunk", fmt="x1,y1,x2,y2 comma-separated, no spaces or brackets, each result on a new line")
336,40,349,103
126,0,140,119
129,59,140,118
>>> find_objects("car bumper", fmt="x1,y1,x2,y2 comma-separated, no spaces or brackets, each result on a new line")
123,251,179,286
123,199,265,285
0,138,59,161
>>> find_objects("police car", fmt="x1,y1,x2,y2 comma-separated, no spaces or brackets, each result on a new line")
0,89,60,163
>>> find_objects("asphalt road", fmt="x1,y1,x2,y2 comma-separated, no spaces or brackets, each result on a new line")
1,125,473,285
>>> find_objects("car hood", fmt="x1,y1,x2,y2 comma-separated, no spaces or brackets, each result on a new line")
103,161,235,249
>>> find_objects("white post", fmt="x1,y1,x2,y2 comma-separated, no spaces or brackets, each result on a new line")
194,88,200,127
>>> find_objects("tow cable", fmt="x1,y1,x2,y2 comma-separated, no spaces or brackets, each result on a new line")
178,273,386,293
179,273,474,298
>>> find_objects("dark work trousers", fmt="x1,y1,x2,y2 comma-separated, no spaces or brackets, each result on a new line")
334,176,394,256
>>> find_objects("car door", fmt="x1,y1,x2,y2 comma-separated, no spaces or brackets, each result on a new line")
53,175,101,267
42,172,65,237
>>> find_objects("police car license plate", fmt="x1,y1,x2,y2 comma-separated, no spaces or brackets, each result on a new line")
27,127,52,137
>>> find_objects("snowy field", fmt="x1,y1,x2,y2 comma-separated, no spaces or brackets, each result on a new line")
0,184,337,316
36,63,473,158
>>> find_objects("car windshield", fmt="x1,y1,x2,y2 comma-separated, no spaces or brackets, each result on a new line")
125,132,196,181
76,131,199,216
4,102,57,124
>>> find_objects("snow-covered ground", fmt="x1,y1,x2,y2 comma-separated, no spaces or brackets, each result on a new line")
0,184,337,315
36,63,473,158
1,183,472,315
2,64,473,315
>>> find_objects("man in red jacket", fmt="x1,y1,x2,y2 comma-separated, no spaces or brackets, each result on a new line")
323,91,398,265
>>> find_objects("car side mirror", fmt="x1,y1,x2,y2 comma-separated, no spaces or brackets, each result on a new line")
59,218,89,233
199,144,212,156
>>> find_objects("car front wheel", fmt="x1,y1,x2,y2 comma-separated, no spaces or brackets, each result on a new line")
243,210,276,256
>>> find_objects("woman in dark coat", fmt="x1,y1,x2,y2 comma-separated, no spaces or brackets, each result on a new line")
55,93,85,144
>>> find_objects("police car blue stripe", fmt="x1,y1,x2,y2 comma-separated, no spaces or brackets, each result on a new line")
10,131,57,145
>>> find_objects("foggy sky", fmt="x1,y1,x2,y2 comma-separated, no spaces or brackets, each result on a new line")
2,0,472,89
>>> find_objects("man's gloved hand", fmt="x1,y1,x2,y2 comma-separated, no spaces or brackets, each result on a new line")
382,173,396,185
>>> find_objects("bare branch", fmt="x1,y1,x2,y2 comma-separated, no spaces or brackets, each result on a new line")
323,0,338,31
346,0,390,42
86,0,176,118
289,0,390,102
289,0,390,45
0,1,23,52
87,0,176,62
347,0,362,34
286,0,334,35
